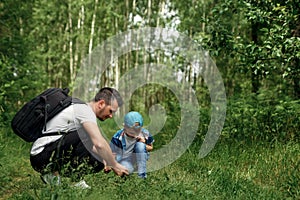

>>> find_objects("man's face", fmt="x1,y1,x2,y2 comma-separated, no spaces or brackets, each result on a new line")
97,99,118,121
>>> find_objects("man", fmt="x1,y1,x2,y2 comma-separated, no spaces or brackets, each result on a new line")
30,87,128,188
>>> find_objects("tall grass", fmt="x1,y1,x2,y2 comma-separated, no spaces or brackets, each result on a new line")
1,93,299,199
1,134,299,200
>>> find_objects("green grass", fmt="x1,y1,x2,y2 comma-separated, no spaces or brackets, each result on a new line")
1,134,299,200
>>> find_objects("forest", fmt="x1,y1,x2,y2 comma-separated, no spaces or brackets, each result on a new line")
0,0,299,199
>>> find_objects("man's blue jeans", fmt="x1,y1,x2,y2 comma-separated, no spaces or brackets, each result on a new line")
119,142,148,178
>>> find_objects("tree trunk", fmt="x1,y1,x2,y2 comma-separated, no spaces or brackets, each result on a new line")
89,0,99,56
73,4,85,87
68,1,74,86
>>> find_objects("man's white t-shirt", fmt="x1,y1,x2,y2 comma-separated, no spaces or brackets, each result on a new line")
30,103,96,156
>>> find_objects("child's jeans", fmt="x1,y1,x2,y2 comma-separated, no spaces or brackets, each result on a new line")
119,142,149,178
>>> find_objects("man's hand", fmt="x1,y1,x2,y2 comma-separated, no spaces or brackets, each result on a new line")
104,166,112,173
103,160,112,173
112,162,129,176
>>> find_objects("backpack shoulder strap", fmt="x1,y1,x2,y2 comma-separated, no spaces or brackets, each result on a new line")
72,98,86,104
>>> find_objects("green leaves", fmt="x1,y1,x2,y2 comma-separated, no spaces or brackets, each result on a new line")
223,92,300,142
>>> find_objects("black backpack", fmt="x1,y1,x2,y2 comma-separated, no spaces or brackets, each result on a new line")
11,88,84,142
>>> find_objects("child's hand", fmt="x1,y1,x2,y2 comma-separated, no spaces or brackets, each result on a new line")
137,136,146,143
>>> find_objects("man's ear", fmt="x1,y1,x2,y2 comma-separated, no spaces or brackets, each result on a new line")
98,99,106,109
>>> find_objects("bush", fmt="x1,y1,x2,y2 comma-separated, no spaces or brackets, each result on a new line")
223,92,300,143
0,55,46,135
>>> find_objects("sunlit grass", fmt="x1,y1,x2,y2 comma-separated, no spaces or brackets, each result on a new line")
1,134,299,200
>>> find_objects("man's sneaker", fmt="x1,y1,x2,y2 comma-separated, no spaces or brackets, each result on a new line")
74,180,91,189
40,173,61,185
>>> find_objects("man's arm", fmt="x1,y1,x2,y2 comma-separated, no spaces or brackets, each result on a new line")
82,121,128,176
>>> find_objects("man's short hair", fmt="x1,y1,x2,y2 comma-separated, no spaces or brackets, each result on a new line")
94,87,123,107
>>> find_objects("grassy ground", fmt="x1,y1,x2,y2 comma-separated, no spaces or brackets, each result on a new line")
0,134,299,200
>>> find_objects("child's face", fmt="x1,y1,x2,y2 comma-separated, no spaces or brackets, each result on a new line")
124,123,141,138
